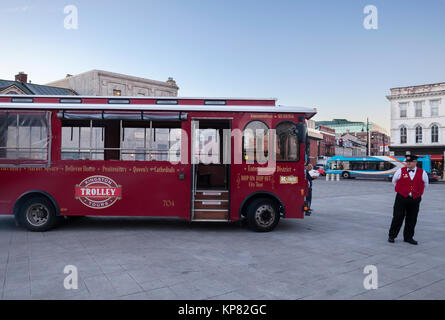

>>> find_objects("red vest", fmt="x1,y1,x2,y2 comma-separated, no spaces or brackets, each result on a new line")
395,167,425,199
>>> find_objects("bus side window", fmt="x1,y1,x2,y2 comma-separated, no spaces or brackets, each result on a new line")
61,120,105,160
275,121,299,162
0,111,50,161
121,121,181,162
243,121,269,163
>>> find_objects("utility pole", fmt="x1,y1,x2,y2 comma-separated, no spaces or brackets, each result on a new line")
366,118,370,156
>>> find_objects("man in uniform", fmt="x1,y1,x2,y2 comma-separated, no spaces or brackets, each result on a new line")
305,163,317,216
388,152,429,245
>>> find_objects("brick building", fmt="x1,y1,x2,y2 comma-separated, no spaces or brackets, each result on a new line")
317,125,336,157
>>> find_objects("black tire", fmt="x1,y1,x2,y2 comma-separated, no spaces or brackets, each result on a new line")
342,171,350,179
246,198,280,232
17,196,58,232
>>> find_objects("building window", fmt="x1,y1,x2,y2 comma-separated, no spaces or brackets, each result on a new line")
430,100,440,116
243,121,269,163
0,111,50,161
399,102,408,118
400,127,407,144
113,89,122,96
275,121,299,161
415,126,423,143
414,101,423,117
431,125,439,143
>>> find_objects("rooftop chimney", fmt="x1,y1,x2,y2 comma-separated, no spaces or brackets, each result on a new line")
15,72,28,83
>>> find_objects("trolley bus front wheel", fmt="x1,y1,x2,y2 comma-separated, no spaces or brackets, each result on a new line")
342,171,351,179
246,198,280,232
18,196,58,232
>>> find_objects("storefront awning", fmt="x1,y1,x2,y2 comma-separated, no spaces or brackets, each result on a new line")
430,155,443,161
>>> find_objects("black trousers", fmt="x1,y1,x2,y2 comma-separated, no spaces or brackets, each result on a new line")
307,185,312,209
389,193,421,240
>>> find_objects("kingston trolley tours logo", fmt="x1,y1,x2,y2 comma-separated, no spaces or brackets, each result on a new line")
75,175,122,209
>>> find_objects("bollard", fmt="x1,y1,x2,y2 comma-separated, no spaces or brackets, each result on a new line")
326,174,330,181
336,174,340,181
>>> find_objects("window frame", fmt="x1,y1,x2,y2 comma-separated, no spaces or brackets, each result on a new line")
399,102,408,118
430,99,440,117
414,101,423,118
242,120,270,164
431,124,439,143
415,126,423,144
400,126,407,144
0,110,52,167
60,118,182,162
274,120,300,163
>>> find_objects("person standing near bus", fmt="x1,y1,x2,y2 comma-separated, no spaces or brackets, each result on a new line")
305,163,315,215
388,153,429,245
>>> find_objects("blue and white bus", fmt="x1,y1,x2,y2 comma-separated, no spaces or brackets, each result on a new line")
326,155,431,179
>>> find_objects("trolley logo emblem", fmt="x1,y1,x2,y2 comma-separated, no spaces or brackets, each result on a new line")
75,175,122,209
280,175,298,184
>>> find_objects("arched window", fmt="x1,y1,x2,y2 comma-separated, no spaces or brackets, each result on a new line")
275,121,299,161
431,125,439,143
400,127,407,144
243,121,269,163
415,126,423,143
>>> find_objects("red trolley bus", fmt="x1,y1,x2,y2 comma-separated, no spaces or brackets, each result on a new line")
0,95,316,232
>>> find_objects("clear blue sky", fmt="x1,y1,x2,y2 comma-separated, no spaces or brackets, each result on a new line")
1,0,445,130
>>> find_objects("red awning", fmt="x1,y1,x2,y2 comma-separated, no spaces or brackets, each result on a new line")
430,155,444,161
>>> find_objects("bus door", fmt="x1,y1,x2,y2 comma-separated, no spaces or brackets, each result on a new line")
191,119,231,221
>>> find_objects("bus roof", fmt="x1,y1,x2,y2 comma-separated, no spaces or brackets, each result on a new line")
0,95,318,119
327,155,431,161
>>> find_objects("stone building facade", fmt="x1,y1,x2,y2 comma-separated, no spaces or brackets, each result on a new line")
46,70,179,97
387,82,445,176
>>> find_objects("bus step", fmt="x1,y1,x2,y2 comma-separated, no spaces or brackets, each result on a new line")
195,190,228,200
193,209,228,220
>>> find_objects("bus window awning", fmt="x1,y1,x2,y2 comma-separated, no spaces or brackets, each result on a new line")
57,111,187,121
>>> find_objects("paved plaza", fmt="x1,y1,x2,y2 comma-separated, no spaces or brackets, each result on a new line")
1,179,444,300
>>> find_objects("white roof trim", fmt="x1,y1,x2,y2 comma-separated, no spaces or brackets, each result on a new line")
0,94,278,101
0,102,316,116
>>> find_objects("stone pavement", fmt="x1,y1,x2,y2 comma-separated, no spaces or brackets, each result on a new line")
0,179,444,300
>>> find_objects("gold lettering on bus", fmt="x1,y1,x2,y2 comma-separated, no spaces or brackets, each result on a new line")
277,114,295,119
151,167,175,173
102,166,127,173
250,114,273,119
277,166,292,173
0,168,21,172
132,167,149,173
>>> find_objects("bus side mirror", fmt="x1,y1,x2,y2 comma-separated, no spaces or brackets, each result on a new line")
296,123,307,143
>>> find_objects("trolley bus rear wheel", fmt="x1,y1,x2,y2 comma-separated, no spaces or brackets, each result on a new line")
342,171,351,179
246,198,280,232
18,196,58,232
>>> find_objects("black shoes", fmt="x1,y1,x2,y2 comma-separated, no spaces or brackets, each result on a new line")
404,239,418,245
388,237,418,245
305,209,312,216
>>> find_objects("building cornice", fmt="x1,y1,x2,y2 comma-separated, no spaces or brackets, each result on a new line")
386,90,445,101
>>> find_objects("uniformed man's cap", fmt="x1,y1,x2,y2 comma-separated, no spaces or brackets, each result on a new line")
405,152,418,162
